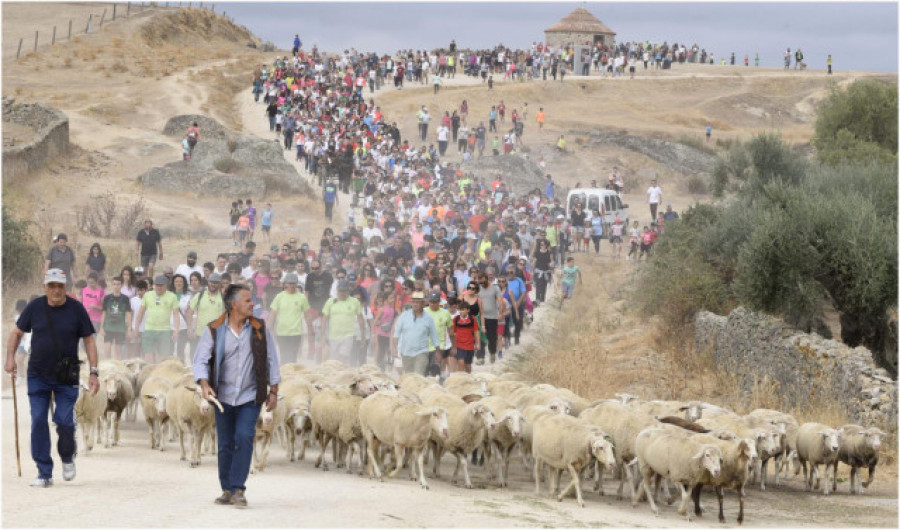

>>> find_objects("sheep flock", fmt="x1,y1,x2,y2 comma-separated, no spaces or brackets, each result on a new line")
74,358,891,524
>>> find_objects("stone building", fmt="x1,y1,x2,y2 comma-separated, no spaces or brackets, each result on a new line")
544,7,616,50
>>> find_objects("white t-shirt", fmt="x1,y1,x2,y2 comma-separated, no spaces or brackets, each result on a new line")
647,186,663,204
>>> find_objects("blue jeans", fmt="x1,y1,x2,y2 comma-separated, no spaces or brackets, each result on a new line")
215,400,261,493
28,374,78,479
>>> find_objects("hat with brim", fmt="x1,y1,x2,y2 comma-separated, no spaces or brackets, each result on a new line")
43,269,67,285
411,291,426,302
283,273,299,284
154,275,169,286
208,273,222,283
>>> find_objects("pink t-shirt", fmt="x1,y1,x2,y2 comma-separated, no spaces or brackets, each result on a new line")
81,286,105,322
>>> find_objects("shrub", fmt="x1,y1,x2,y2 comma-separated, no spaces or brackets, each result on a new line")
2,208,43,291
686,175,707,195
813,80,898,166
75,193,146,238
745,132,805,200
214,157,242,174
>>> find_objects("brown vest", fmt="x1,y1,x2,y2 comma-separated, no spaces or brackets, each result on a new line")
207,313,270,405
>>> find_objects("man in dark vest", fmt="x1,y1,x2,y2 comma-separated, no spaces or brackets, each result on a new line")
193,285,280,508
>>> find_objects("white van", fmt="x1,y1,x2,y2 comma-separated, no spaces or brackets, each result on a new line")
565,188,629,226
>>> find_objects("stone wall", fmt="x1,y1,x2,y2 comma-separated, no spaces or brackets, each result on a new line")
696,307,897,432
545,31,612,50
2,97,69,183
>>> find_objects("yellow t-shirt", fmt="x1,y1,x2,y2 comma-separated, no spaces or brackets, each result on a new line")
269,291,310,336
141,291,179,331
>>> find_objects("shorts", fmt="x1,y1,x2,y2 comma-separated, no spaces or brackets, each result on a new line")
456,348,475,365
329,336,355,364
629,65,635,72
140,254,158,268
261,225,271,233
230,224,237,232
104,331,126,344
497,321,506,336
142,329,173,357
611,235,623,243
275,123,282,132
437,347,453,360
573,227,584,235
562,283,575,297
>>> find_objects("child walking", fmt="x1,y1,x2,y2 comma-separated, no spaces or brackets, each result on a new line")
559,256,582,310
452,301,481,374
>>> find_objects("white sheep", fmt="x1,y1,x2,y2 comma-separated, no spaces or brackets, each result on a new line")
746,408,799,486
164,381,223,467
280,376,318,462
685,433,757,525
519,401,571,471
358,390,450,489
100,369,135,448
486,379,529,399
792,422,841,495
478,396,525,488
443,372,489,398
421,392,496,489
139,375,173,451
309,388,365,473
74,379,106,452
532,414,616,507
632,426,723,521
831,424,885,495
631,399,709,423
698,414,781,490
252,395,288,472
579,400,657,500
397,373,440,394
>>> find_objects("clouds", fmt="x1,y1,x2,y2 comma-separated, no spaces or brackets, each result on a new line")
225,2,897,72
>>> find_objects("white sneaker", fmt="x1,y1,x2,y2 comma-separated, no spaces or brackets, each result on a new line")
62,461,76,481
30,477,53,488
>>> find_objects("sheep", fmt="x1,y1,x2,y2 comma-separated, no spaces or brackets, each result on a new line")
280,376,319,462
74,379,106,452
792,422,841,495
121,357,148,421
532,414,616,507
323,372,379,397
486,379,529,399
698,414,782,490
358,390,450,489
308,388,365,473
280,362,311,377
139,375,174,451
831,425,885,495
420,392,496,488
688,434,757,525
252,395,288,472
631,400,708,423
397,373,440,394
579,400,657,500
512,386,573,414
631,426,723,521
100,369,135,448
518,400,571,471
746,408,799,485
165,381,223,467
442,372,489,398
478,396,525,488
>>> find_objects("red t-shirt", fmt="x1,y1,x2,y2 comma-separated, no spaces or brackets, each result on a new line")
453,314,480,350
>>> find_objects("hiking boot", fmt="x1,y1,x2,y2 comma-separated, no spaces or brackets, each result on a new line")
489,354,496,364
475,358,485,366
231,490,248,508
62,461,76,481
214,491,233,505
30,477,53,488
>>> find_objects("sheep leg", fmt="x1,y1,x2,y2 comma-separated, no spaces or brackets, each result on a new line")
299,426,310,460
259,434,272,471
415,447,429,490
862,463,876,491
189,428,201,467
364,434,382,480
736,484,745,524
502,446,513,488
807,463,817,492
819,463,829,496
484,442,495,482
661,476,674,505
676,483,692,521
104,411,114,448
760,457,769,490
559,463,585,507
533,457,542,495
831,461,840,493
637,466,659,516
113,411,121,445
431,442,443,478
345,440,358,474
287,430,296,462
387,444,405,478
690,484,703,517
178,425,187,461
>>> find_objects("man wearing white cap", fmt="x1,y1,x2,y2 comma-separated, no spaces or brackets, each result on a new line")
392,291,440,376
5,269,100,488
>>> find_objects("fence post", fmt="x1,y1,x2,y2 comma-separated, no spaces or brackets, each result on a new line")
52,26,56,45
68,19,72,39
33,30,38,51
86,14,92,33
112,4,116,20
99,8,107,27
16,38,23,59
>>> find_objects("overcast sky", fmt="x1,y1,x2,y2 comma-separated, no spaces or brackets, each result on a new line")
223,2,898,72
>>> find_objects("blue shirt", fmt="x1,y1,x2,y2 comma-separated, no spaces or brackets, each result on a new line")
591,217,604,237
17,296,94,380
545,181,555,200
193,319,281,407
260,209,274,227
393,309,439,358
504,277,526,305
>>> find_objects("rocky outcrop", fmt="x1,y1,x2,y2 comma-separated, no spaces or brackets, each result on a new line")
461,153,546,196
588,131,716,176
140,115,314,198
696,307,897,433
2,97,69,182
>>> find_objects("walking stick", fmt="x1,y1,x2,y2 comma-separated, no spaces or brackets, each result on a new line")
11,374,22,477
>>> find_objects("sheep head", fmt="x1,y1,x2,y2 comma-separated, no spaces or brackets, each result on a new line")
546,397,571,416
103,375,119,400
469,403,496,430
693,445,723,478
186,386,211,415
419,406,449,439
818,428,840,454
737,438,758,467
864,428,886,451
287,408,310,435
143,393,168,417
499,409,524,438
590,434,616,473
349,376,378,397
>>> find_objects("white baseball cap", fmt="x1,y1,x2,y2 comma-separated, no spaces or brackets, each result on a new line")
44,269,67,285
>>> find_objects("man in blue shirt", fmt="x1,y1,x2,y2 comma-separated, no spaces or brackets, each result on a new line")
392,291,439,376
503,267,527,346
292,34,301,55
323,179,338,223
194,285,281,508
544,174,556,201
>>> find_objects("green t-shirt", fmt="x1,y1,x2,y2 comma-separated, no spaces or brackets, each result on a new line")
322,297,362,341
141,291,179,331
269,291,310,337
188,290,225,335
424,306,453,349
562,265,580,286
102,293,131,333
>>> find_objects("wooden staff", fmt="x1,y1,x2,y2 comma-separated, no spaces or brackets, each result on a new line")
11,374,22,477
